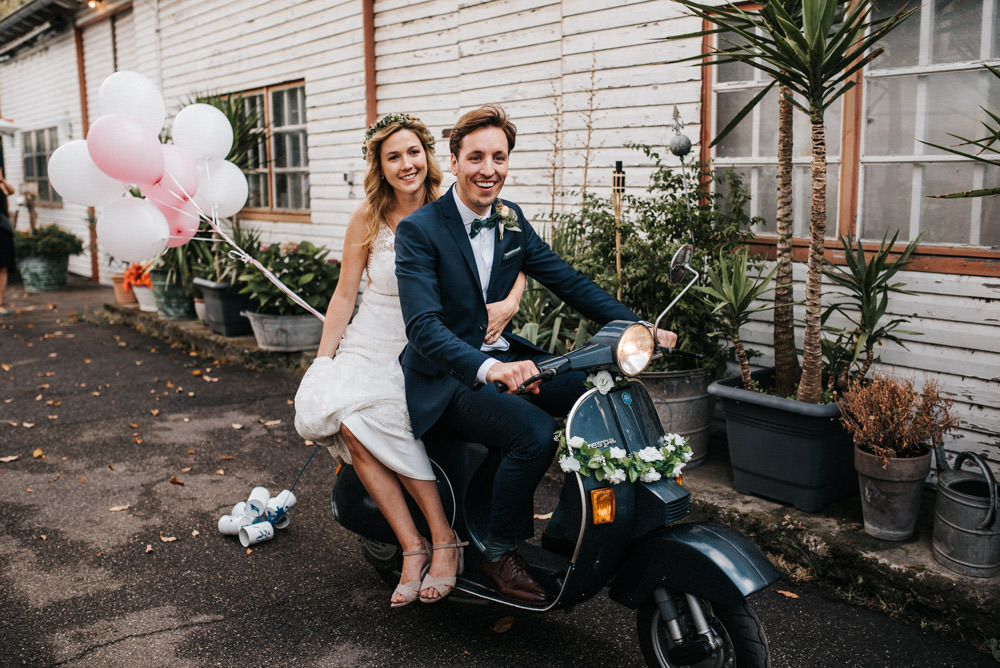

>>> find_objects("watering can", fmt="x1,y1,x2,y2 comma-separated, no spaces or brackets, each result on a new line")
932,446,999,578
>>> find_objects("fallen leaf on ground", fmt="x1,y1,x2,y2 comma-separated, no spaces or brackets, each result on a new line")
160,535,178,543
260,419,282,426
108,463,115,471
219,456,233,460
48,473,61,483
491,616,515,633
775,590,800,599
46,400,61,406
91,391,101,397
187,450,195,455
109,505,130,512
215,469,224,475
144,544,154,553
0,364,11,371
129,423,138,429
134,437,143,445
246,548,253,555
232,424,243,430
39,534,46,541
533,512,553,520
150,409,160,416
22,422,35,428
191,529,200,537
32,448,44,459
0,455,19,463
180,467,192,473
168,475,185,486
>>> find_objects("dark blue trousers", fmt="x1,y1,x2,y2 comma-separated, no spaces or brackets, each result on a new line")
435,344,586,539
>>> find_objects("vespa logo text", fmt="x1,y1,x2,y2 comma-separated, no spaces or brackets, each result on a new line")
588,438,618,449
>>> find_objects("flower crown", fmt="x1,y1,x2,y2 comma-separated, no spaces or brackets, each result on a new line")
362,113,435,158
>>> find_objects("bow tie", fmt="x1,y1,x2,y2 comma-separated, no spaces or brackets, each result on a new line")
468,211,499,238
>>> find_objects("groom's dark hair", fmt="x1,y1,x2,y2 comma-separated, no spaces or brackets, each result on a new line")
449,104,517,157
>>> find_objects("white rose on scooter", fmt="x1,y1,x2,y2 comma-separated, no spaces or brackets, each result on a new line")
589,370,615,394
640,470,662,483
559,455,581,472
606,468,627,484
638,446,664,462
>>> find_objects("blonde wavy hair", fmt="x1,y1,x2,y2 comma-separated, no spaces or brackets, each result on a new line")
362,114,442,250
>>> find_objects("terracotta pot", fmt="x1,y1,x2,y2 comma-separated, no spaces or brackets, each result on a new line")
111,273,137,304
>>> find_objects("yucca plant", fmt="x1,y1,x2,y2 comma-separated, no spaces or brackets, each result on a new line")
821,232,919,392
696,248,779,391
672,0,915,402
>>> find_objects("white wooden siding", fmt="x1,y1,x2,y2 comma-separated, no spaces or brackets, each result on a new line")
0,0,996,470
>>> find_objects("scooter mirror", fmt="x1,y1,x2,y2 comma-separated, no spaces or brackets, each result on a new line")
669,244,694,284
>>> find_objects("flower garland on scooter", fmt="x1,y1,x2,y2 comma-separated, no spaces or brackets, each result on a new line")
556,371,693,484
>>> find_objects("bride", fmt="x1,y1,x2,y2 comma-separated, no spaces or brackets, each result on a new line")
295,113,524,607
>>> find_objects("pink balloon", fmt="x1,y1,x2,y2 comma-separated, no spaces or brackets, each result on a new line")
87,113,164,186
158,198,200,248
159,144,199,198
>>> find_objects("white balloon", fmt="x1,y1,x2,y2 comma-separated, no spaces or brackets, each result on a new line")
192,159,249,218
172,104,234,161
98,71,166,134
97,198,170,263
48,140,125,206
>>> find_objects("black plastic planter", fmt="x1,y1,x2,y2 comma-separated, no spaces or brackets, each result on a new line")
708,368,856,512
193,278,253,336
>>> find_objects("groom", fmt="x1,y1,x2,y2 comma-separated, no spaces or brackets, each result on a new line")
395,104,675,603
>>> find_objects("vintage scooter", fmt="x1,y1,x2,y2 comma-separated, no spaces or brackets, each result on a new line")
331,245,779,667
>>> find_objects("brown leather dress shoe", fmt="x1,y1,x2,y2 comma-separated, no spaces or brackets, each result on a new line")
480,550,550,603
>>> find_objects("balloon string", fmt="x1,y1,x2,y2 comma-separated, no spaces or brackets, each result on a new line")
161,168,326,322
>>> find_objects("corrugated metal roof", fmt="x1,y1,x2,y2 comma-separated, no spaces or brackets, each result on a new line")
0,0,82,49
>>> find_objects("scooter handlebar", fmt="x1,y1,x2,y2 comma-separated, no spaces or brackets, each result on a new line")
494,367,558,395
657,346,704,360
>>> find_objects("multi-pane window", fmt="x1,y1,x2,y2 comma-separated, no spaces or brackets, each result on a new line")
707,0,1000,271
22,127,61,205
862,0,999,248
242,82,309,217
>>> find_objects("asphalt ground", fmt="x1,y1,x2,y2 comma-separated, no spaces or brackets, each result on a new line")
0,277,997,666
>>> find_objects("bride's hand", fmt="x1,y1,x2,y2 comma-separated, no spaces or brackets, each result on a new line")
484,298,518,344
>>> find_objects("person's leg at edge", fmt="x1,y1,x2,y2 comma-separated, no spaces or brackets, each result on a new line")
396,476,461,601
342,425,428,605
0,267,8,312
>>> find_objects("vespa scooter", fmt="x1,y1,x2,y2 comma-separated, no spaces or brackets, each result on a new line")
331,245,779,667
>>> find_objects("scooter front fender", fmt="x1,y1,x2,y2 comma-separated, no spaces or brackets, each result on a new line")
608,521,780,608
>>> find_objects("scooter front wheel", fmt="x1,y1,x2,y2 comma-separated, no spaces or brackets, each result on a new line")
360,537,402,586
636,591,770,668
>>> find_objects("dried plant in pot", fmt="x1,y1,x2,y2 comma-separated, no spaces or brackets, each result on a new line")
838,374,958,541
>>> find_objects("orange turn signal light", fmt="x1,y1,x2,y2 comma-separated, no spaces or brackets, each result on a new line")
590,487,616,525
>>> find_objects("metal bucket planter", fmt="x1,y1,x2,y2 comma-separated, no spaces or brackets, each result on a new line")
932,451,1000,577
149,270,195,320
244,311,322,351
854,445,932,541
640,368,713,468
19,256,68,292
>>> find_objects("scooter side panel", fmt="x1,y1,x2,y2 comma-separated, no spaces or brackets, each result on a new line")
607,521,780,608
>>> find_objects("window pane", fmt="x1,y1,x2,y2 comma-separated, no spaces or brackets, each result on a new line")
865,75,918,155
983,165,1000,247
920,162,975,243
247,173,268,208
933,0,981,63
271,90,285,127
792,164,840,237
716,30,756,83
862,163,912,241
923,69,1000,153
715,166,757,227
792,95,842,159
716,89,755,157
872,0,920,69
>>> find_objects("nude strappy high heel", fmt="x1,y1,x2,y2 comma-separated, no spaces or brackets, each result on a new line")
419,531,469,604
391,537,431,609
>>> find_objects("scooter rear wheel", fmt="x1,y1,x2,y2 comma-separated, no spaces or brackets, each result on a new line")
360,537,402,586
636,592,770,667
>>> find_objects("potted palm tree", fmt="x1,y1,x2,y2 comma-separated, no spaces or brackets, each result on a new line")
672,0,917,510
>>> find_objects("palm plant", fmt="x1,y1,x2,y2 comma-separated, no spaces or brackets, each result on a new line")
672,0,915,403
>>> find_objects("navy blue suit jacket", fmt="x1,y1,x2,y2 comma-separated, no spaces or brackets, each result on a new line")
395,186,638,437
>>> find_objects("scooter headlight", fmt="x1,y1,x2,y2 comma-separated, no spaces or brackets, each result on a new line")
616,323,654,376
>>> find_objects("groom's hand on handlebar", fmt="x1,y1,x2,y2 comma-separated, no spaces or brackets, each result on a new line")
487,360,542,395
651,326,678,350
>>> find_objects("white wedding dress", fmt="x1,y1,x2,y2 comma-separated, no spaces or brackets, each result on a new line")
294,223,434,480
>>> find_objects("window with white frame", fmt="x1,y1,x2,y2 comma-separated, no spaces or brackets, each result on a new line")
706,0,1000,273
241,82,310,218
22,127,61,205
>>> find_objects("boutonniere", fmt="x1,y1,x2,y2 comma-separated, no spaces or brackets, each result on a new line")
496,202,520,240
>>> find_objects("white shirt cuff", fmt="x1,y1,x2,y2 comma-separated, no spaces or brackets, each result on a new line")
476,357,500,385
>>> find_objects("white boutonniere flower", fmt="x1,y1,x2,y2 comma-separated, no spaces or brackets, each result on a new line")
588,370,615,394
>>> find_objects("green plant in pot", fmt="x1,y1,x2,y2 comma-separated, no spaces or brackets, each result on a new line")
238,240,340,351
193,222,262,336
13,224,84,292
838,374,958,541
149,226,213,320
